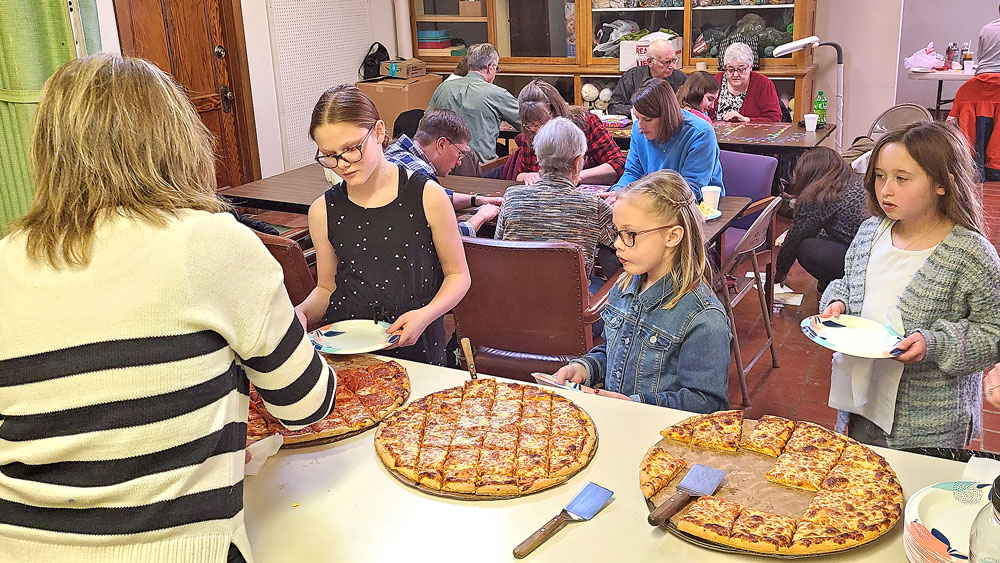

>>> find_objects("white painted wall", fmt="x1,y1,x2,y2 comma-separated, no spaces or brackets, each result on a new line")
812,0,905,147
95,0,120,54
895,0,997,110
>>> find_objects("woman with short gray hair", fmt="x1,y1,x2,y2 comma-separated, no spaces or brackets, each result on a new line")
495,117,615,281
709,41,782,122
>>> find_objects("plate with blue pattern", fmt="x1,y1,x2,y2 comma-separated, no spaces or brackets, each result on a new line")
800,314,904,359
308,319,400,355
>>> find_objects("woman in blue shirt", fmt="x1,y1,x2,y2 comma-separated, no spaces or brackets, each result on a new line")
611,78,725,201
556,170,732,412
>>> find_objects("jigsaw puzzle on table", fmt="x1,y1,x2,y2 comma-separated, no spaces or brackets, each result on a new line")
714,123,807,144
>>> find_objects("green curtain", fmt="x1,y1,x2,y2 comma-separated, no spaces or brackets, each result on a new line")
0,1,76,231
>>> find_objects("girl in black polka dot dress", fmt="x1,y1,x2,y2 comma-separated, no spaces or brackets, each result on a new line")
295,85,471,366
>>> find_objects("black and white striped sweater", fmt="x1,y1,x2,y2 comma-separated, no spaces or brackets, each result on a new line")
0,210,335,562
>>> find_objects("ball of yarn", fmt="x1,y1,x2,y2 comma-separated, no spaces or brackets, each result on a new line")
594,98,609,110
599,87,613,102
581,83,599,101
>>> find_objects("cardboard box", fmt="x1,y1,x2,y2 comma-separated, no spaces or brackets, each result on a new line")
380,58,426,78
459,1,484,17
619,37,683,72
355,74,442,136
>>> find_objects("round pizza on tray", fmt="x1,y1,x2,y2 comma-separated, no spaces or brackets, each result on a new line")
247,356,409,446
640,410,902,556
374,378,597,498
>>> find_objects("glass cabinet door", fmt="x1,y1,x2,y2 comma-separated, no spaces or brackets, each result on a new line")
589,1,685,63
496,0,577,60
414,0,490,59
689,1,796,68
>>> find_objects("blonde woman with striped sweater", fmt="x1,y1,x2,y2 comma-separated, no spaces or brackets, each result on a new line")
0,54,335,562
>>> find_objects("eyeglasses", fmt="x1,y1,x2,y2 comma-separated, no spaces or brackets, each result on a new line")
314,123,376,169
724,65,749,75
649,56,678,67
444,137,471,162
611,224,679,248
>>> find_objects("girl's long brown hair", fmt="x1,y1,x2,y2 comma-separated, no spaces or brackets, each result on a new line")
517,79,587,131
617,170,709,309
675,71,719,111
631,78,684,143
11,53,227,268
792,146,853,206
864,121,984,234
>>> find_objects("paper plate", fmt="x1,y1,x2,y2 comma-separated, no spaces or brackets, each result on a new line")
799,314,903,359
701,208,722,220
903,481,993,562
910,67,935,73
308,319,399,354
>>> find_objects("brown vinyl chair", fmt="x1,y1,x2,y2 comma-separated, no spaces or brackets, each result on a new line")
253,231,316,307
714,196,782,407
452,237,619,382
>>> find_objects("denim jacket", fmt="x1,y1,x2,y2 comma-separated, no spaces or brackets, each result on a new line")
572,274,732,412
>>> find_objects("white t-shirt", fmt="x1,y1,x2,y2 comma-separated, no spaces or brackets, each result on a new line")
829,220,936,434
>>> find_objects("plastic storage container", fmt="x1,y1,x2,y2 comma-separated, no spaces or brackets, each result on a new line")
970,475,1000,563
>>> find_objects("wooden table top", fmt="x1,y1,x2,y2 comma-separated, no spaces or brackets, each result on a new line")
217,164,518,214
607,122,836,150
704,196,751,245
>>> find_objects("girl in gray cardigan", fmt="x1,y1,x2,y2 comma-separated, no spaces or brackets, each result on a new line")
820,121,1000,449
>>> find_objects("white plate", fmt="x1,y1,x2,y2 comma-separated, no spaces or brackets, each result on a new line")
903,481,993,562
308,319,399,355
910,67,935,73
701,208,722,220
800,314,903,359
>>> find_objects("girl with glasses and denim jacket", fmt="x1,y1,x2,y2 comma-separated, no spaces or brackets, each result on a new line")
295,85,471,366
555,171,732,413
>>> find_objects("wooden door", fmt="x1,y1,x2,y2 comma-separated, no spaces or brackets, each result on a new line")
114,0,259,188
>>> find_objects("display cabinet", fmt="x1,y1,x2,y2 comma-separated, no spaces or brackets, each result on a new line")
413,0,817,121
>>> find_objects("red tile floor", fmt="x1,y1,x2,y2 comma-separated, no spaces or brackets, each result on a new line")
729,212,1000,452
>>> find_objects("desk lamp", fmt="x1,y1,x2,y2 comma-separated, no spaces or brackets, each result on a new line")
774,35,843,152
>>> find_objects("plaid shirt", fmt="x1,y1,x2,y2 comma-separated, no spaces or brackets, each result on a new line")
515,112,626,178
384,135,438,181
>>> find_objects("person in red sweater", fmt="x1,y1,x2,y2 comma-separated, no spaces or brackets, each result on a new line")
709,42,782,123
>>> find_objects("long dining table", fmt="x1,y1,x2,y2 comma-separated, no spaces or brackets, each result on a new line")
217,164,749,246
242,356,970,563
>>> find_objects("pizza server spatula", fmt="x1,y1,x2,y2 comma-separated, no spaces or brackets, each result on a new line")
647,463,726,527
513,482,613,559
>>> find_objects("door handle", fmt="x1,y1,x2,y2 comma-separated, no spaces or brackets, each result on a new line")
221,86,234,112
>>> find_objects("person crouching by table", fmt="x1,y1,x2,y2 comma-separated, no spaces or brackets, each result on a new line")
608,78,724,202
554,171,732,412
513,79,625,186
0,53,335,563
296,85,471,366
709,42,782,123
494,116,615,295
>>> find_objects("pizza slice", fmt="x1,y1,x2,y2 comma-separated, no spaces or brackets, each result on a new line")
521,395,552,418
517,431,550,456
728,507,797,553
740,415,795,457
495,381,524,402
819,463,903,504
659,415,700,444
247,400,275,441
332,388,375,430
765,451,837,492
450,428,485,449
638,446,686,499
421,421,456,448
374,424,422,481
476,448,518,495
548,434,594,478
837,439,892,472
801,492,899,535
783,421,847,459
676,495,743,544
442,448,482,494
786,520,866,555
483,431,517,451
414,445,449,490
551,402,595,437
515,450,552,492
522,385,553,403
463,378,496,400
691,410,744,452
519,416,550,435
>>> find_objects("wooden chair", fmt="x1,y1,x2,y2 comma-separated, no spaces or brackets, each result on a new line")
452,238,618,382
253,231,316,307
714,196,782,407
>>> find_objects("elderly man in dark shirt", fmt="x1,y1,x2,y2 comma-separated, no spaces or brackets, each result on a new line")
608,39,687,117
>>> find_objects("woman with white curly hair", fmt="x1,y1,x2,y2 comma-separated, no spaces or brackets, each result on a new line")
709,42,782,122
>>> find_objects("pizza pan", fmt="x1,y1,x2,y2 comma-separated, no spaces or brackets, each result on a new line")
382,430,599,501
642,419,899,558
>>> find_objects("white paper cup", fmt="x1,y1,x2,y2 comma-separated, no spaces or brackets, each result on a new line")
702,185,722,210
804,113,819,132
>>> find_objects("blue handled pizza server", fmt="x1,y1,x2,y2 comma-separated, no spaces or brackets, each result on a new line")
647,463,726,527
513,482,614,558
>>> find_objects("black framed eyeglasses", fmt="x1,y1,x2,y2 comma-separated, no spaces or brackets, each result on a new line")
649,56,678,67
314,123,376,169
443,137,471,162
611,224,679,248
724,65,749,75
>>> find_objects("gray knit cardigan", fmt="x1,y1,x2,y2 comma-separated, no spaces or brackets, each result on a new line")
820,217,1000,448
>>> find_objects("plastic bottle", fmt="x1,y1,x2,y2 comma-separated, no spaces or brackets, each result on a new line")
970,475,1000,563
813,91,827,127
